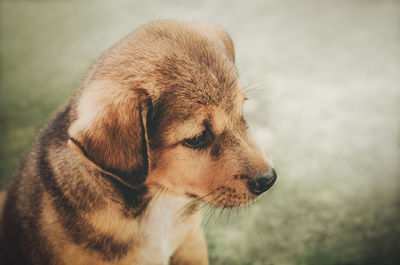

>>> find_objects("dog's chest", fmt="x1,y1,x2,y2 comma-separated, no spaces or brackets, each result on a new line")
136,195,199,264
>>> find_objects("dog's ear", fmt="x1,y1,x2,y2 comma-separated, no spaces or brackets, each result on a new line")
212,26,235,63
185,21,235,62
68,80,151,187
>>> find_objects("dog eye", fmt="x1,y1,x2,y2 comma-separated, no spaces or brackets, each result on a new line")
183,130,209,149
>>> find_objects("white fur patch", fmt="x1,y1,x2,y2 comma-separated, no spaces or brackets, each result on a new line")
136,194,201,264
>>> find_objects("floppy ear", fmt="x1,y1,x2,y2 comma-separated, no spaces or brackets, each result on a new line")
68,80,151,187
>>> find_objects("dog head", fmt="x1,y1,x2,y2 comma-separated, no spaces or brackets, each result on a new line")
68,20,276,208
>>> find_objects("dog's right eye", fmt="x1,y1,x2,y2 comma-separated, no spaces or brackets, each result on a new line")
183,130,209,149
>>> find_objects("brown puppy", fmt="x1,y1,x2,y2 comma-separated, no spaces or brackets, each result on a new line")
0,20,276,265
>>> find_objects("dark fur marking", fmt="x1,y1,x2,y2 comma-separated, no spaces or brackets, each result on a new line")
183,202,200,216
101,172,150,219
48,104,72,144
210,131,242,161
185,192,199,199
38,147,129,261
210,142,222,158
1,179,53,265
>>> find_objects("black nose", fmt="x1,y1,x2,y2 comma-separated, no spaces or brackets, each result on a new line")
247,168,277,195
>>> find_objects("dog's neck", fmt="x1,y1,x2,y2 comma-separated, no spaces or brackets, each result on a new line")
86,183,202,264
136,193,202,264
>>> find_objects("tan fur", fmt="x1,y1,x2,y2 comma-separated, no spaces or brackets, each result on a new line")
0,20,276,265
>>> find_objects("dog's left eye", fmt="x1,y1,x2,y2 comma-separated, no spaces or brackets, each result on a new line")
183,130,209,149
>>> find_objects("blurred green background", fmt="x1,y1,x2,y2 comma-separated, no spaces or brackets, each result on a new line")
1,0,399,264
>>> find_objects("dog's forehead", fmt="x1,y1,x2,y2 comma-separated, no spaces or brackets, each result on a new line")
139,21,240,107
209,105,239,133
153,48,240,110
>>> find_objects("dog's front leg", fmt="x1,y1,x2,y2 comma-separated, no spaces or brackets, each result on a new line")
169,225,209,265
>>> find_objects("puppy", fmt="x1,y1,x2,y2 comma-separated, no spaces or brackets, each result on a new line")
0,20,277,265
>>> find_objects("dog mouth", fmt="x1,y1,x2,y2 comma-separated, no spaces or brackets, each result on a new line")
179,171,277,216
205,169,278,208
177,187,257,218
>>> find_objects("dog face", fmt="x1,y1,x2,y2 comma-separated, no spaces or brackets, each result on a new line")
68,20,276,210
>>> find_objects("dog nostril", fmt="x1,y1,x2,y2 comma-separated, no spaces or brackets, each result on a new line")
247,168,277,195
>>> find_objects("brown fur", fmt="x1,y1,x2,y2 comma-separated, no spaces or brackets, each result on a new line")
0,20,275,265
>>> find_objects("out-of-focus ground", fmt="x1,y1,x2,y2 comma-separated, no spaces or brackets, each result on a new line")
1,0,399,264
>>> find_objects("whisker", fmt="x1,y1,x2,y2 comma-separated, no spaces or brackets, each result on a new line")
183,193,223,222
143,186,164,217
194,193,223,215
150,185,165,206
174,188,220,216
204,197,226,227
161,186,168,201
201,194,223,224
217,198,231,223
203,205,216,226
243,79,270,91
204,207,218,227
226,200,239,223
